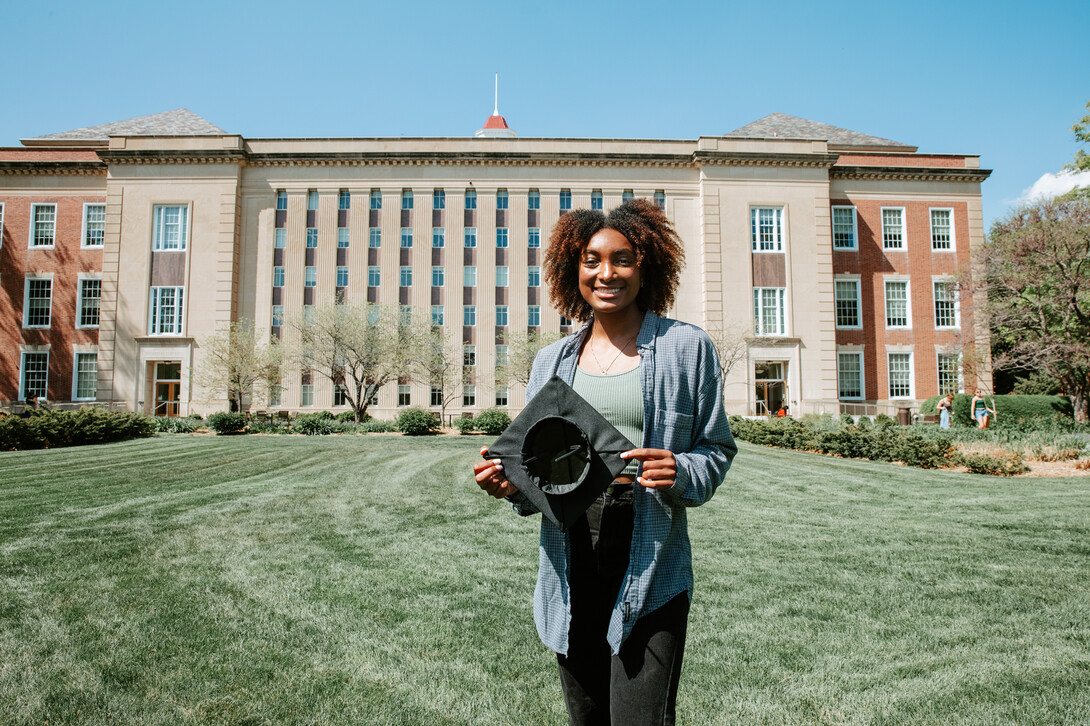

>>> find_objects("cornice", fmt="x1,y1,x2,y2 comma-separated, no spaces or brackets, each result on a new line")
0,160,106,176
746,336,803,347
96,149,247,166
244,151,694,169
831,166,992,183
693,151,840,169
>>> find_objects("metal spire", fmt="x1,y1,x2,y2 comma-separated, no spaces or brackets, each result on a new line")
494,73,499,116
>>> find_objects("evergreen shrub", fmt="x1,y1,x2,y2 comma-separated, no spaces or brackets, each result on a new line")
453,416,477,434
208,412,248,434
0,409,155,451
395,408,440,436
474,409,512,435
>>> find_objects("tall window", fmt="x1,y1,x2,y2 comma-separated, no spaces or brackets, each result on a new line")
751,207,784,252
496,344,508,368
884,280,910,328
334,385,349,406
24,278,52,328
368,267,380,287
934,281,958,328
528,266,541,287
495,386,509,406
496,266,509,287
336,266,348,287
463,344,476,367
307,190,319,210
463,384,476,406
271,305,284,327
276,190,288,211
74,352,98,400
401,190,413,210
400,229,413,248
937,354,961,395
882,208,905,249
370,189,382,209
431,387,443,406
30,204,57,247
306,228,318,248
528,189,540,210
78,278,101,328
433,188,445,209
834,279,861,328
832,206,857,250
83,204,106,247
464,266,477,287
20,352,48,400
304,267,317,287
431,305,444,326
274,228,286,248
496,228,509,248
930,209,953,250
273,266,285,287
464,227,477,248
398,385,411,406
432,266,445,287
339,189,351,210
560,189,572,211
496,189,508,209
152,205,188,250
528,306,541,327
888,353,913,399
149,286,184,335
464,305,476,326
591,190,603,210
369,228,381,248
465,189,477,209
752,287,786,335
654,191,666,209
528,228,541,248
622,190,634,202
432,228,445,248
400,266,412,287
337,228,350,248
301,382,314,407
496,306,509,326
837,352,864,400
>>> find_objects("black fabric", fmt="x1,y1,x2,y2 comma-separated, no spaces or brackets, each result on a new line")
485,375,635,530
557,486,690,725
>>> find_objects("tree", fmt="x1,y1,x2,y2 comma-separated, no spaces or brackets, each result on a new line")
704,322,750,381
980,196,1090,421
497,329,564,386
1068,99,1090,172
195,319,283,412
293,303,422,422
415,323,464,424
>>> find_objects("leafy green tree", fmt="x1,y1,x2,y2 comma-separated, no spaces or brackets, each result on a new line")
981,196,1090,421
1068,99,1090,172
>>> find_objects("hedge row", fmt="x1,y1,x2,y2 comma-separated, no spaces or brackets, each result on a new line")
0,409,155,451
919,393,1073,428
453,408,512,435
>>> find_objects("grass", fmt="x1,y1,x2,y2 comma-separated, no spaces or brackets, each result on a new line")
2,436,1089,725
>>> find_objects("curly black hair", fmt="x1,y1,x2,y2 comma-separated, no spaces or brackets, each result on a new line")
543,198,685,321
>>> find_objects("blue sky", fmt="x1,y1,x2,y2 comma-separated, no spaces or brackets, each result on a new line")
3,0,1086,228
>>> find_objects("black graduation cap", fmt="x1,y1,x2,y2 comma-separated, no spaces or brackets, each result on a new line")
484,375,636,530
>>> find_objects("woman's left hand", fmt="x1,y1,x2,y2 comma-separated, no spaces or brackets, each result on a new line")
621,448,677,489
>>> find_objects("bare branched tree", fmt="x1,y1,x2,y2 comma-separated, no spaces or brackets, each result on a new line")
703,323,750,381
414,323,464,424
195,319,283,412
498,329,564,386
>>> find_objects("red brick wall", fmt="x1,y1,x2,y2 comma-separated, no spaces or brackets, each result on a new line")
832,198,977,402
834,154,970,168
1,195,104,402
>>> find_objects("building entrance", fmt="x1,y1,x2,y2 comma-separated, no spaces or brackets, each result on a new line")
754,361,787,416
154,362,182,416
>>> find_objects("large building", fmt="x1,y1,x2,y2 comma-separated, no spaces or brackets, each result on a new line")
0,109,991,418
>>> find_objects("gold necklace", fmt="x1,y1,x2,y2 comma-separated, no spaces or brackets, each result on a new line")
589,334,638,374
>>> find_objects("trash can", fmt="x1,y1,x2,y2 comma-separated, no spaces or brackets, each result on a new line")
897,407,911,426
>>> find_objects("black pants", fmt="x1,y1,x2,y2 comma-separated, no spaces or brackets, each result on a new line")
558,484,690,726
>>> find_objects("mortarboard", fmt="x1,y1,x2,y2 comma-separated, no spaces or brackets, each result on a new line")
484,375,636,530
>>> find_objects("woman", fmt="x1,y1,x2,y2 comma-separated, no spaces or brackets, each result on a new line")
473,199,736,725
970,389,996,429
937,393,954,429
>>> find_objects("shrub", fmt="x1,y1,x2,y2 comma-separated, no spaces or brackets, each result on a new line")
361,419,396,433
188,413,204,421
453,416,477,434
0,409,155,451
248,419,291,434
959,450,1028,476
840,412,855,426
474,408,512,435
395,407,440,436
335,410,370,423
293,414,338,436
154,416,201,433
874,413,896,429
208,412,248,434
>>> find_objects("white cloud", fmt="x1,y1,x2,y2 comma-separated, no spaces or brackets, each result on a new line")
1015,169,1090,204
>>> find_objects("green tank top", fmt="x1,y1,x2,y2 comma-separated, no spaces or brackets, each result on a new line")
573,365,643,477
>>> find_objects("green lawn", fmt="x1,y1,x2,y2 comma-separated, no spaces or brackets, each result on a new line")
1,435,1088,725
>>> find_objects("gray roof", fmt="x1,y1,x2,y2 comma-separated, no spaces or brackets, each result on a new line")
726,113,912,148
27,109,227,141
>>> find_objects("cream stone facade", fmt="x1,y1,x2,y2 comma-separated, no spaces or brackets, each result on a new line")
1,110,991,419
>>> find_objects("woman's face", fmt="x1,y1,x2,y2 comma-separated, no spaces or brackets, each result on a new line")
578,228,641,317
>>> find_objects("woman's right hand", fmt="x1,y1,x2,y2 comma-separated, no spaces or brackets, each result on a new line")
474,446,518,499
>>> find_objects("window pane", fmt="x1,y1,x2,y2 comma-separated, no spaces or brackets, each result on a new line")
528,190,540,210
496,228,508,248
528,228,540,248
274,228,286,248
401,190,413,210
431,305,444,325
591,190,603,210
464,306,476,326
339,189,350,210
305,267,317,287
400,267,412,287
22,353,48,399
153,205,187,250
834,280,859,327
832,207,856,249
337,228,350,248
838,353,862,399
888,353,912,398
336,266,348,287
464,266,476,287
370,190,382,209
528,266,540,287
885,281,908,327
559,190,571,211
307,190,319,210
934,281,957,327
84,204,106,246
931,209,952,250
80,278,101,327
463,345,476,367
26,279,52,327
465,189,477,209
882,209,904,249
433,189,445,209
496,190,508,209
432,228,445,248
306,228,318,248
368,267,380,287
464,227,477,248
938,355,960,395
32,205,56,246
276,190,288,211
76,353,98,399
401,229,413,248
495,306,508,326
496,266,508,287
432,266,445,287
369,228,381,248
528,306,540,326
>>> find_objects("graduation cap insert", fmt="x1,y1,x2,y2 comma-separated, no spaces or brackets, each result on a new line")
522,417,591,495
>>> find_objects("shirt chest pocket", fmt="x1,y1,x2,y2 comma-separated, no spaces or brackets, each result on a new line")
654,410,694,453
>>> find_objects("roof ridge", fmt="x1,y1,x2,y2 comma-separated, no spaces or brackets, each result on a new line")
726,112,913,149
24,109,227,143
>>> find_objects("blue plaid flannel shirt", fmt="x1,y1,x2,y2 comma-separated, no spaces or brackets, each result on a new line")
511,311,736,655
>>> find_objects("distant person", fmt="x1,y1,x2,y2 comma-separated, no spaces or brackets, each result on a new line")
22,395,38,419
970,390,996,429
937,393,954,429
776,405,788,418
